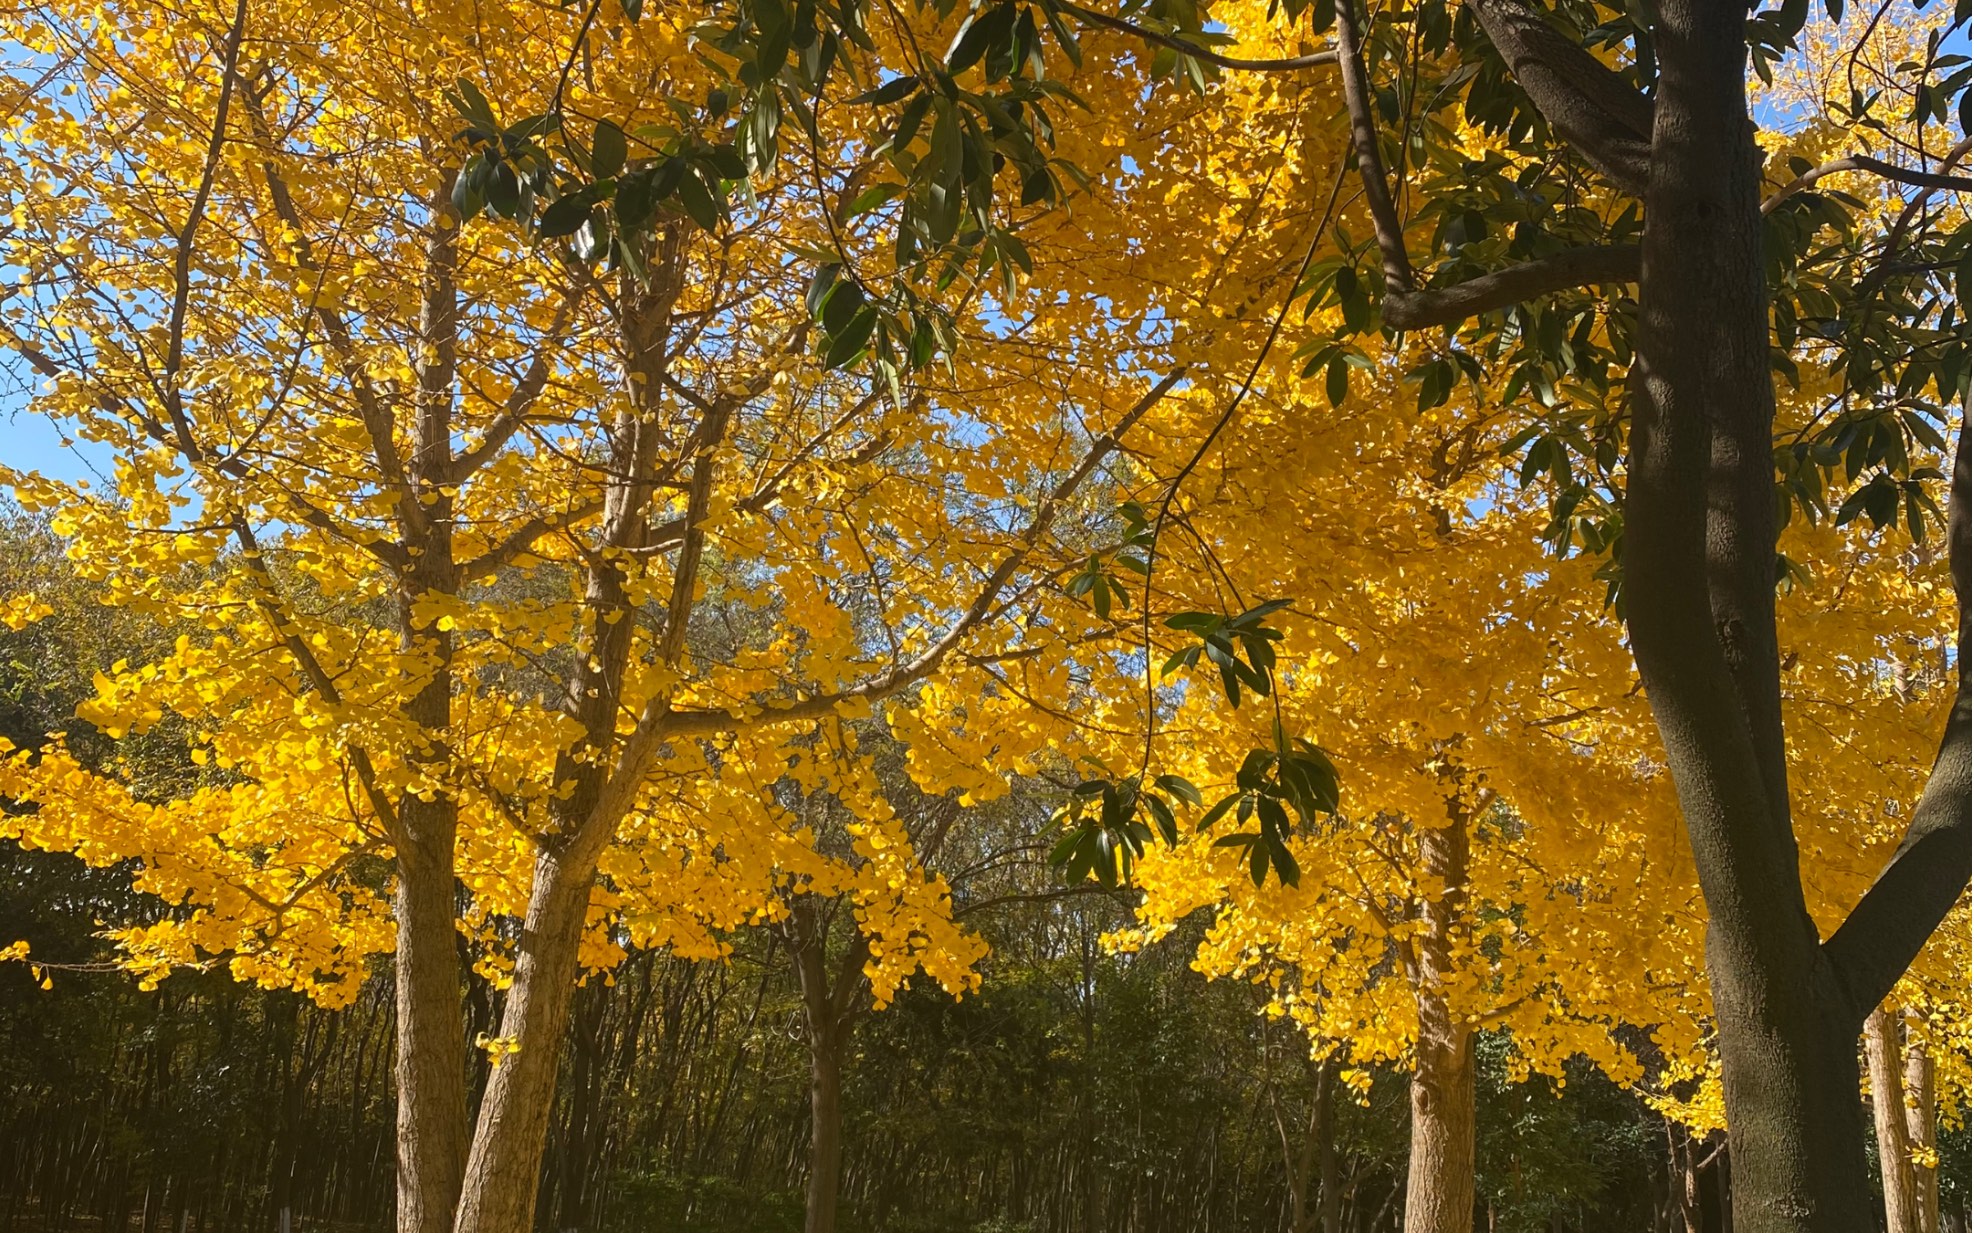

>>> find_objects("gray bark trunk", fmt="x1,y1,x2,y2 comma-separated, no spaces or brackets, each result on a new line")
1619,2,1941,1226
392,839,469,1233
804,1023,846,1233
1404,811,1475,1233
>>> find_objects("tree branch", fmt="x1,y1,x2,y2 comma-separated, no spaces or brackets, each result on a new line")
592,368,1186,822
1383,243,1640,330
1465,0,1653,196
457,499,605,579
1334,0,1412,293
1761,142,1974,214
158,0,251,458
1822,417,1971,1023
440,273,594,485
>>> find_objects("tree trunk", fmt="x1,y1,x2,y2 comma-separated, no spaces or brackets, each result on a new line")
804,1022,846,1233
452,848,599,1233
393,820,469,1233
1404,811,1474,1233
1902,1022,1940,1233
1621,3,1932,1227
1316,1060,1343,1233
1867,1008,1921,1233
551,981,609,1233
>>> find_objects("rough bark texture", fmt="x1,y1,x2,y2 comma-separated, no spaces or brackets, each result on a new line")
1617,2,1970,1228
1464,0,1653,193
1903,1022,1941,1233
1404,811,1475,1233
1866,1008,1921,1233
392,839,469,1233
453,849,602,1233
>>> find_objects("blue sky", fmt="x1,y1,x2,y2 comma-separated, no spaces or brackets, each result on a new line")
2,407,113,488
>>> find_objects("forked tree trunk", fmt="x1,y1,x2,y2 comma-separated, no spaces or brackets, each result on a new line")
450,241,692,1233
1866,1008,1921,1233
1902,1023,1940,1233
1404,809,1475,1233
1622,2,1970,1228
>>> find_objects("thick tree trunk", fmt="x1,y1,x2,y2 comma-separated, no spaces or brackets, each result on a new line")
392,184,472,1233
1623,3,1887,1227
1902,1023,1940,1233
1867,1008,1921,1233
1403,1025,1474,1233
1404,811,1474,1233
452,849,599,1233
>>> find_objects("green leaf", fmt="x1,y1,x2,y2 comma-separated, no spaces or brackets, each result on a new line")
820,277,866,334
536,195,593,239
854,74,921,105
1198,793,1240,831
824,305,878,369
672,168,721,231
946,1,1016,75
843,181,907,218
1269,837,1300,887
1153,774,1202,808
591,120,629,181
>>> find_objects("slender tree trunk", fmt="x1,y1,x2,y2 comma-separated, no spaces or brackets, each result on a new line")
392,176,471,1233
1404,810,1474,1233
1316,1061,1343,1233
804,1022,846,1233
452,849,599,1233
393,810,469,1233
1867,1008,1921,1233
1902,1022,1940,1233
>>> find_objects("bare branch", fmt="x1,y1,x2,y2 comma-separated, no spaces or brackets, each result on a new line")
1383,244,1640,330
158,0,252,458
1335,0,1412,293
235,78,407,488
1762,141,1973,214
